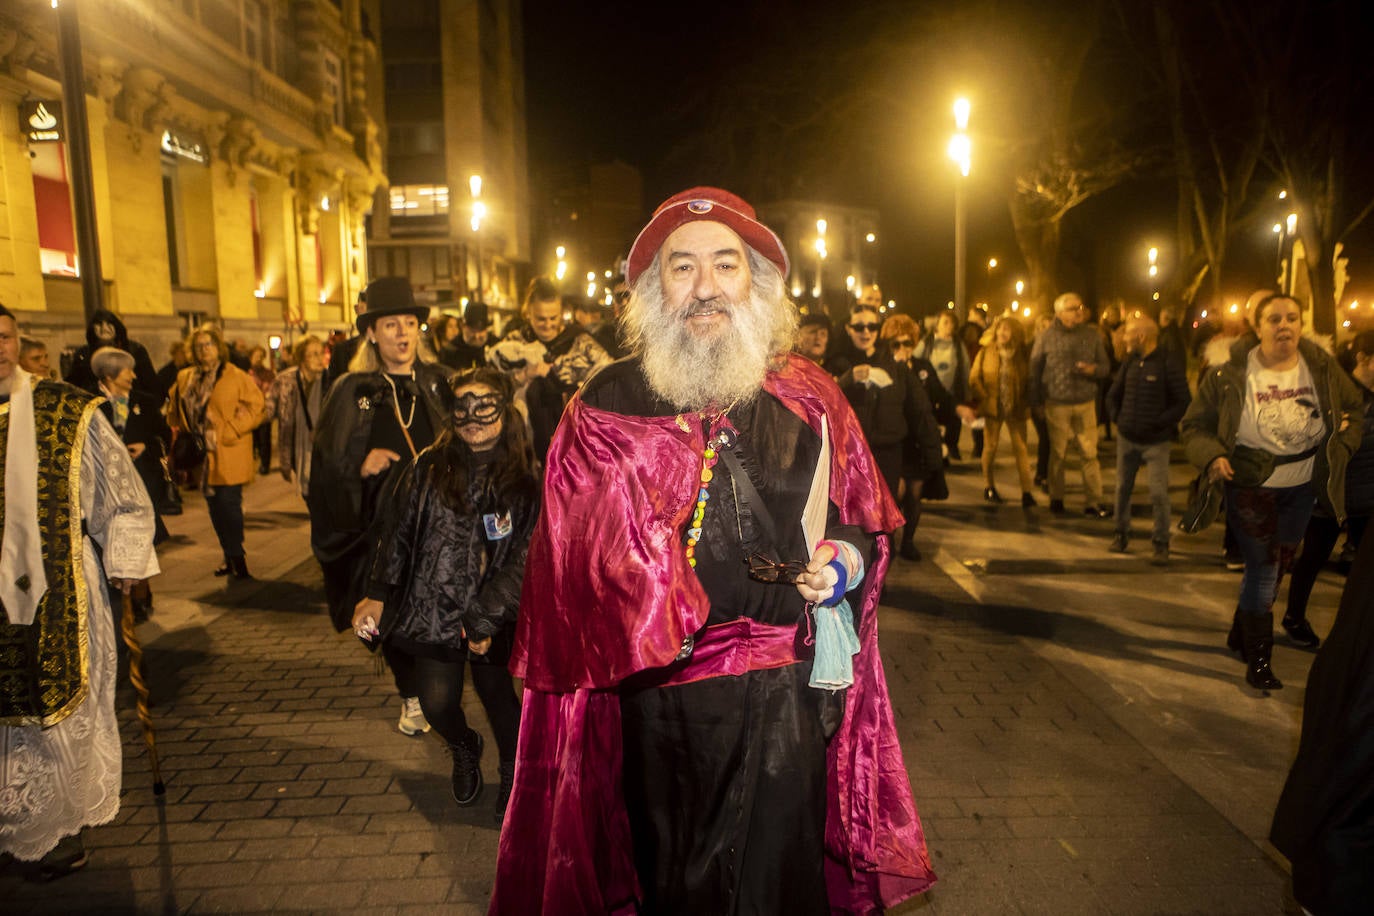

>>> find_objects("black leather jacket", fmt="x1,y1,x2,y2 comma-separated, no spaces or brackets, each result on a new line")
368,441,539,647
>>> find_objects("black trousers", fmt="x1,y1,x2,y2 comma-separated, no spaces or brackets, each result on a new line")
1286,514,1369,622
384,643,521,763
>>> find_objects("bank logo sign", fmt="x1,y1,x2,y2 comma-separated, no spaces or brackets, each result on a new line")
22,100,63,143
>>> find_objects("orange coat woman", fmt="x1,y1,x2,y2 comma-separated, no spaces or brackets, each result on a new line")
169,324,265,578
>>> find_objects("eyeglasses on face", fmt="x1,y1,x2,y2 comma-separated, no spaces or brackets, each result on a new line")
849,323,881,333
894,338,914,348
744,553,810,584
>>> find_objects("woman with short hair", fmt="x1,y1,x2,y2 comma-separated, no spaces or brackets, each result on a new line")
266,335,326,499
167,324,266,580
92,346,171,549
1181,293,1362,690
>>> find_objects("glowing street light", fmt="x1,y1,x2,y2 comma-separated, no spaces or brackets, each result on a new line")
948,97,971,319
1015,279,1025,296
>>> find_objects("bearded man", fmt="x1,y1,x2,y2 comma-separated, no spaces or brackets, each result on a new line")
490,188,934,915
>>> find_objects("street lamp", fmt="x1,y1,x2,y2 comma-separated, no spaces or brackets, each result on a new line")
554,245,567,282
948,97,971,320
469,174,485,297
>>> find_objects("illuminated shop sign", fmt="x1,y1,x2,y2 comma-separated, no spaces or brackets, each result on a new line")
161,130,208,164
22,100,63,143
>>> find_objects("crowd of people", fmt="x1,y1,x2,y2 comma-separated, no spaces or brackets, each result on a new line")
3,184,1372,912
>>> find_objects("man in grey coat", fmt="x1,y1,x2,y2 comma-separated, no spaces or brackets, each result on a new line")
1029,292,1112,517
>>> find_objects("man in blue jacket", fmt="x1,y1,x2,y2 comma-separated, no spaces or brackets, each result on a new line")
1107,316,1192,563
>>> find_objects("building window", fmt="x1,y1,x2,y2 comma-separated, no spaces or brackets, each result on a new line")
389,184,449,218
250,189,263,292
243,0,264,64
323,50,345,127
272,11,297,82
162,166,182,286
31,143,78,276
387,123,444,155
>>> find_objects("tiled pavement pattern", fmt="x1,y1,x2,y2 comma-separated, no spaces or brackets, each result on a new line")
0,448,1318,913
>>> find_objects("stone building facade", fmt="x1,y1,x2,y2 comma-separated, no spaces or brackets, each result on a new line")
0,0,386,366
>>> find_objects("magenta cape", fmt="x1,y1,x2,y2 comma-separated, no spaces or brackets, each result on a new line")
490,355,936,915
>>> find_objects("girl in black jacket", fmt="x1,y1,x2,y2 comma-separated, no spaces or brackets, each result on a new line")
353,368,539,817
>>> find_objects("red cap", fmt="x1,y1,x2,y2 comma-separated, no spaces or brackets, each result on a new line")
625,187,789,285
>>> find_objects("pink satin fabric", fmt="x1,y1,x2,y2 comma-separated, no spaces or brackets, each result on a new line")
491,354,936,915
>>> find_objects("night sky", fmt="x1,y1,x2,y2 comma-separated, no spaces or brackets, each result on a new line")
522,0,1374,320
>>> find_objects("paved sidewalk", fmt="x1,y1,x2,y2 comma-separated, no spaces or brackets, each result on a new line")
0,445,1320,913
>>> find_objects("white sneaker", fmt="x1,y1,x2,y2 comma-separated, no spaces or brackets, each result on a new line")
398,696,430,736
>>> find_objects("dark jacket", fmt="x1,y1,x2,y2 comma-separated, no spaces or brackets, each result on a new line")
1107,345,1191,445
368,442,539,647
1341,380,1374,517
64,310,160,399
322,335,364,392
98,389,171,544
308,361,454,630
439,338,488,372
838,351,920,449
1181,336,1364,523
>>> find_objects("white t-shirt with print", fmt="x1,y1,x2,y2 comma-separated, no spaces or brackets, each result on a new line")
1235,350,1326,488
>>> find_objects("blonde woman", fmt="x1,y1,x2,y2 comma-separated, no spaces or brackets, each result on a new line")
970,317,1035,506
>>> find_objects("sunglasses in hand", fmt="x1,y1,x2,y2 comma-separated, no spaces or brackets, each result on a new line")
745,553,810,584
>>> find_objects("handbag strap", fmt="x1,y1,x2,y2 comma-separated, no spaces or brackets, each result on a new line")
716,445,780,552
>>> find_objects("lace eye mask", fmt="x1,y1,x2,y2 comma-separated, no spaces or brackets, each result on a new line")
453,392,504,427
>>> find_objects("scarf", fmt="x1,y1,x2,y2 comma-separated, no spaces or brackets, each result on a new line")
0,368,49,626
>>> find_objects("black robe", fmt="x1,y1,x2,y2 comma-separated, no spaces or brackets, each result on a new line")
308,363,453,631
1271,531,1374,915
583,361,870,915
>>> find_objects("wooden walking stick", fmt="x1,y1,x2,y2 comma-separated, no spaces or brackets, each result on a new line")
119,590,166,795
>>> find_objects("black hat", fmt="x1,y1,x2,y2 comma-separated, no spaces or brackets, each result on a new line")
463,301,492,329
799,312,831,333
357,277,429,332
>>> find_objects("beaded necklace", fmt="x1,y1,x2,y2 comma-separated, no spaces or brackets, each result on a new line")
683,404,739,568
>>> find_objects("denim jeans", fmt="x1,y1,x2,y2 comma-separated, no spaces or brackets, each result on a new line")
204,484,245,559
1226,482,1314,616
1114,436,1173,545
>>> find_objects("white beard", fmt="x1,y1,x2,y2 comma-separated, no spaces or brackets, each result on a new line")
625,253,797,412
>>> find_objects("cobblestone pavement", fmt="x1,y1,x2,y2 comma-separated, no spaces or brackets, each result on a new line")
1,440,1328,913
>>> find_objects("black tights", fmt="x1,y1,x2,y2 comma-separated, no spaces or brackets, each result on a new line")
900,479,924,547
384,645,522,763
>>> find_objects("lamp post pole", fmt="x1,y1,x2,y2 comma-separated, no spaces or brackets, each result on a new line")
55,0,105,322
948,98,971,323
469,175,485,299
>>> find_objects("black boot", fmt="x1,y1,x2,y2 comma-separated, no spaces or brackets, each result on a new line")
1226,607,1246,660
1240,612,1282,690
494,760,516,822
229,556,251,580
1281,613,1321,650
450,729,484,807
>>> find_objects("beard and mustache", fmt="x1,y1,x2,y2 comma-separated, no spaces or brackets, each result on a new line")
622,251,798,412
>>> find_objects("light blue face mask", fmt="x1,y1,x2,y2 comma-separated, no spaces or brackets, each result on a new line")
809,598,862,691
